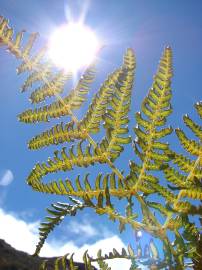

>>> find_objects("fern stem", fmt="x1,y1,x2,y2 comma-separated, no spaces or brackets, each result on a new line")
96,205,157,232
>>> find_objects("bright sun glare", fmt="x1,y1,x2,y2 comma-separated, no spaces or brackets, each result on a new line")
48,23,100,72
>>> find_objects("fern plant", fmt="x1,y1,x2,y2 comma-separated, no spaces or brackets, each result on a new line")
0,16,201,269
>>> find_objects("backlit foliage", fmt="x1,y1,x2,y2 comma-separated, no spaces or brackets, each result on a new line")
0,16,201,269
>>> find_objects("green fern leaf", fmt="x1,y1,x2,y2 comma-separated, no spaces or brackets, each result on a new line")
175,128,201,156
99,48,136,161
29,71,71,104
150,182,176,202
147,202,172,216
27,143,108,186
180,188,202,200
34,200,85,256
78,68,123,134
21,62,51,92
167,150,201,180
164,167,187,187
18,62,96,123
183,114,202,141
132,47,173,191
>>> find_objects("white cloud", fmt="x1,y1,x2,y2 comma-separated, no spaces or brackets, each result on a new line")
0,169,14,186
69,220,98,237
68,219,112,240
0,208,131,270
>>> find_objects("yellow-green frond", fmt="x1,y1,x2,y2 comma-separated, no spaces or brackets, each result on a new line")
27,143,108,186
29,172,130,201
147,202,172,216
164,167,187,188
150,182,176,202
34,200,85,256
167,150,201,180
175,128,201,157
77,67,123,134
174,201,202,215
132,47,173,190
0,17,37,60
29,71,71,104
18,62,96,123
99,48,136,161
17,44,47,74
183,114,202,141
180,188,202,200
21,62,51,92
0,17,46,74
28,122,85,150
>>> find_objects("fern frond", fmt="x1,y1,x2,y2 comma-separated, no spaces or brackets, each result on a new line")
167,150,201,180
166,216,185,230
93,193,151,233
90,245,136,267
150,183,176,202
183,220,200,242
39,260,47,270
174,201,202,215
27,54,134,150
99,48,135,161
175,128,201,156
97,254,111,270
183,114,202,141
28,122,84,149
148,202,172,216
68,255,79,270
126,161,157,194
0,17,48,75
18,62,96,123
75,49,135,140
27,143,108,185
179,188,202,200
17,43,47,74
132,47,173,190
164,103,202,200
164,167,187,188
21,62,51,92
29,71,71,104
0,16,36,59
77,68,123,134
29,172,135,201
34,200,85,256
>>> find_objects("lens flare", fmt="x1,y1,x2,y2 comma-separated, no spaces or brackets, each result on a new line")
48,23,99,72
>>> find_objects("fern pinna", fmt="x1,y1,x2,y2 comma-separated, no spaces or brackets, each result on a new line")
0,16,201,269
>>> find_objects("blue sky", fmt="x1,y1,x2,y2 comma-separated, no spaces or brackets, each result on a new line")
0,0,201,268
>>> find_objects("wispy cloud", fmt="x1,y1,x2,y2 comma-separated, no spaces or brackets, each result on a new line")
0,169,14,186
68,218,112,242
0,208,131,270
69,220,98,237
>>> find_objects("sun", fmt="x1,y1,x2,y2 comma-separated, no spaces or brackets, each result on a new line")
48,23,100,72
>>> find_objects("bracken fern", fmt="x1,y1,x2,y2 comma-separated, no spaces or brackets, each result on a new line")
0,16,201,269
